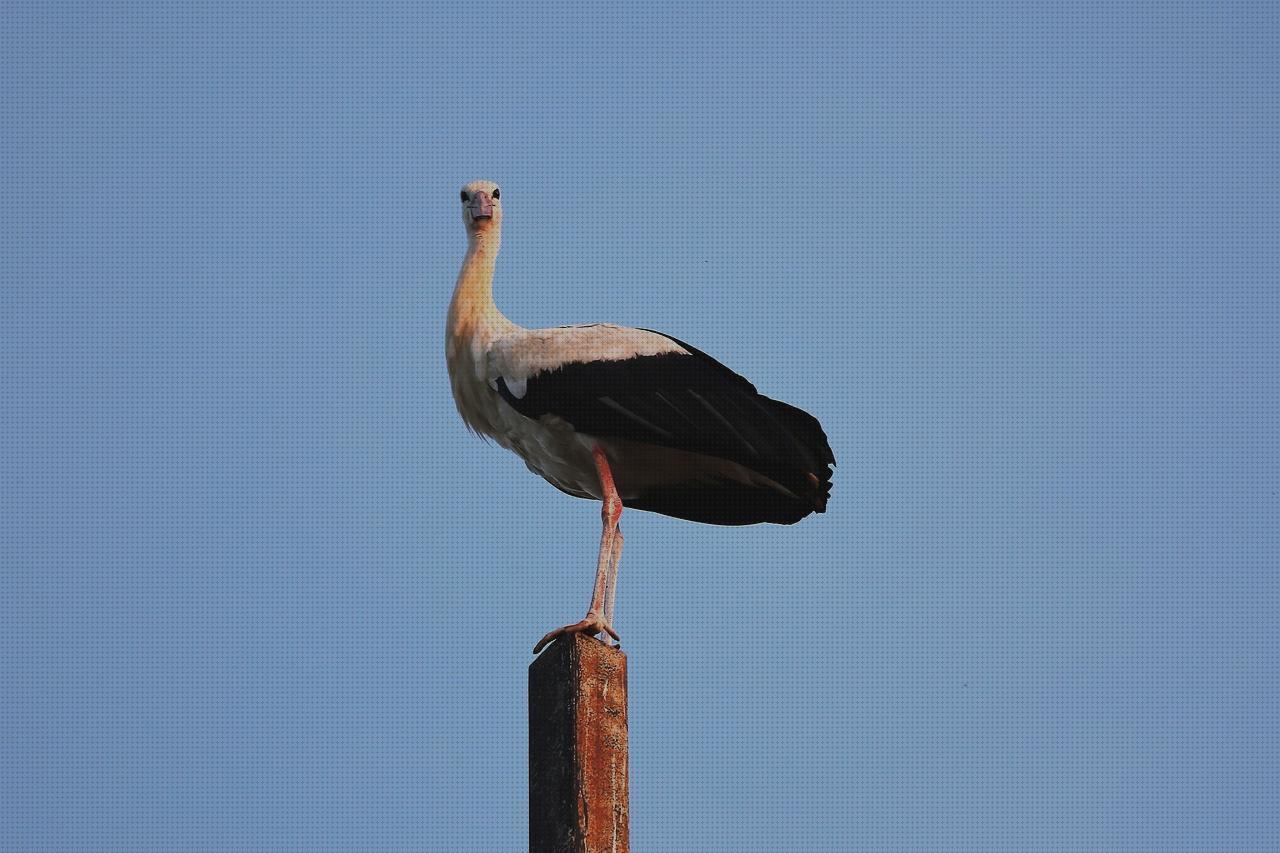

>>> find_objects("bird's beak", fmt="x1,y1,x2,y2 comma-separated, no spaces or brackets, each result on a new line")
468,192,493,221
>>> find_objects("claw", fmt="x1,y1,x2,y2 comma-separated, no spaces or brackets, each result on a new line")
533,612,620,654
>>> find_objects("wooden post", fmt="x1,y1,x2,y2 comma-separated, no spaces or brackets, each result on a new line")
529,634,629,853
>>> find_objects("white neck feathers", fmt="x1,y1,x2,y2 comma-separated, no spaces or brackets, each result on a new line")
448,230,517,347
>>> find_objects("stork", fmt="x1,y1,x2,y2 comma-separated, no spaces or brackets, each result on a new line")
446,180,834,654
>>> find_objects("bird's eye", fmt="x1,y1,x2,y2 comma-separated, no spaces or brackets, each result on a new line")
491,188,500,200
460,191,469,202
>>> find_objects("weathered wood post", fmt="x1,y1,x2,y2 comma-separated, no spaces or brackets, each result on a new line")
529,634,629,853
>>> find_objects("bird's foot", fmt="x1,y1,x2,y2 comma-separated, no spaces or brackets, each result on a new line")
533,612,619,654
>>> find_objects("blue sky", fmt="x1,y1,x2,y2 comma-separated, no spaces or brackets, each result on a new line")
2,2,1277,850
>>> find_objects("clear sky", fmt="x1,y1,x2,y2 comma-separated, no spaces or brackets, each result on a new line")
3,2,1277,851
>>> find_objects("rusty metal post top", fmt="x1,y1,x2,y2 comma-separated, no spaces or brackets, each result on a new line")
530,632,626,672
529,635,629,853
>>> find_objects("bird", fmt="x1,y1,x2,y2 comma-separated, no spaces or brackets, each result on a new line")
446,180,834,654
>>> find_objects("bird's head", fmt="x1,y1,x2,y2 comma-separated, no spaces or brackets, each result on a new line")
459,180,502,236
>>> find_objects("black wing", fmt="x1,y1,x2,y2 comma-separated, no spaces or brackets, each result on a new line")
495,330,834,516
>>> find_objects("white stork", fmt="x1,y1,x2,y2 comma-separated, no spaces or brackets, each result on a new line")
446,180,834,654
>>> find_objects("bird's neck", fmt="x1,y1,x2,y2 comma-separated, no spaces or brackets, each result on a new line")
448,230,517,346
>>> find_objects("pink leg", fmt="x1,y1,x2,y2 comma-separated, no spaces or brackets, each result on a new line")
533,445,624,654
603,526,623,647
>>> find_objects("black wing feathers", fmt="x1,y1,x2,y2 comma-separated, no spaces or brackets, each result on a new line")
495,330,834,520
